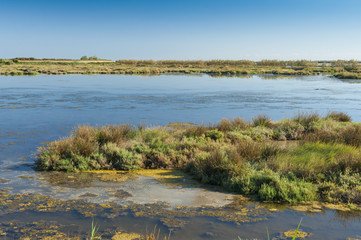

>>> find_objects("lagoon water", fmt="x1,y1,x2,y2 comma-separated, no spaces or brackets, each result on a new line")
0,74,361,239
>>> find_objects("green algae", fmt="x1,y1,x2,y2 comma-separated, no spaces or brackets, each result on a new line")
109,189,133,199
135,169,202,188
160,218,189,229
283,229,310,238
111,231,142,240
17,175,35,180
38,172,96,188
0,221,72,240
0,189,271,238
84,169,202,188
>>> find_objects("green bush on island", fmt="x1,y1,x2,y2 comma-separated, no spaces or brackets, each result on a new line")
36,112,361,204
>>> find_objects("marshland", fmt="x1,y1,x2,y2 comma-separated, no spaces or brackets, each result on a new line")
1,73,361,239
1,58,361,79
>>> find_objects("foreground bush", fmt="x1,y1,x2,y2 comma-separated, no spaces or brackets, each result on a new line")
36,113,361,203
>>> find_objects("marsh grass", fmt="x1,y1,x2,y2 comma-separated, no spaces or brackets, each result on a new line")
326,111,352,122
252,115,272,128
1,59,361,79
145,226,171,240
36,113,361,203
238,218,304,240
89,220,101,240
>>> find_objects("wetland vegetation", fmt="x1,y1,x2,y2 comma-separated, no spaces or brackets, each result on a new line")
1,58,361,79
36,112,361,205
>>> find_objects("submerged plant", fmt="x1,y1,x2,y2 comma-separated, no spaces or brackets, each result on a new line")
89,220,101,240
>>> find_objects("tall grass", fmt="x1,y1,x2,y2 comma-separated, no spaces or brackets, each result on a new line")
89,220,101,240
145,226,171,240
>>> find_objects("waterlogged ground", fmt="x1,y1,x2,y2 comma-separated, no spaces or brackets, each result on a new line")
0,74,361,239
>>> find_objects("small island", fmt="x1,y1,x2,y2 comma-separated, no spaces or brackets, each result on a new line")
1,58,361,79
36,112,361,205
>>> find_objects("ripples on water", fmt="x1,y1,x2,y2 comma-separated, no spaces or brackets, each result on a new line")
0,74,361,239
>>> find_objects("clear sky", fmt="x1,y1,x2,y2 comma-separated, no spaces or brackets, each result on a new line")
1,0,360,60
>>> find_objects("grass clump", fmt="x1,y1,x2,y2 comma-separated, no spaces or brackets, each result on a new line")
326,111,352,122
36,113,361,204
252,114,272,128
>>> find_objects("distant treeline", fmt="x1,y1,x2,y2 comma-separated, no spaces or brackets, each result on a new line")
1,58,360,68
1,58,361,79
115,59,361,68
10,57,75,61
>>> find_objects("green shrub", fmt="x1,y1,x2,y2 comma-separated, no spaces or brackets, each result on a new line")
184,125,208,137
226,131,253,143
269,142,361,180
101,143,141,170
319,170,361,203
341,125,361,147
252,115,272,128
240,126,274,141
326,111,351,122
187,150,234,185
97,125,133,145
217,117,248,131
205,129,224,141
275,120,305,140
293,112,320,131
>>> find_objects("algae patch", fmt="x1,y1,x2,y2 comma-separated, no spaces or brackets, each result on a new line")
0,221,72,240
283,229,310,238
110,189,133,199
135,169,201,187
112,231,142,240
160,217,189,229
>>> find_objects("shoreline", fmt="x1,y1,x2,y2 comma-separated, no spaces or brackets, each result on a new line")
1,59,361,79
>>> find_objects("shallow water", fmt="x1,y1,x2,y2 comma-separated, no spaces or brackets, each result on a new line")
0,74,361,239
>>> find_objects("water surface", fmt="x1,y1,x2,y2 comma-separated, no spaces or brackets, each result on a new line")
0,74,361,239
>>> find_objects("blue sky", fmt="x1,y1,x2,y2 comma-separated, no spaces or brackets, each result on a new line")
1,0,360,60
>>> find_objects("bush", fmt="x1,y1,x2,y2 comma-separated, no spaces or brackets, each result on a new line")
230,167,318,202
97,125,133,145
294,112,320,131
184,125,208,137
101,143,141,170
274,120,305,140
252,115,272,128
217,117,248,131
326,111,351,122
341,125,361,147
72,126,99,157
240,126,274,141
319,170,361,203
205,129,224,141
268,142,361,180
187,150,235,185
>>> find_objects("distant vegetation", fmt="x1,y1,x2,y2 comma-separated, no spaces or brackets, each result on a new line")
0,58,361,79
80,56,99,60
36,112,361,204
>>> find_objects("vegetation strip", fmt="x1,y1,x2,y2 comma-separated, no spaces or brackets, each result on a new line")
1,58,361,79
36,112,361,204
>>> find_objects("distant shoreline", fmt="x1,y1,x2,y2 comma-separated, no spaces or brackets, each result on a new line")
0,59,360,79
